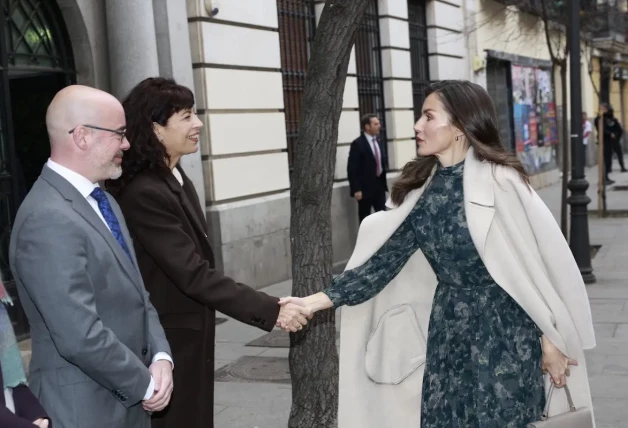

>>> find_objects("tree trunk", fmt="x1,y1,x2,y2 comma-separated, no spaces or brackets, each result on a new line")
560,62,569,237
288,1,370,427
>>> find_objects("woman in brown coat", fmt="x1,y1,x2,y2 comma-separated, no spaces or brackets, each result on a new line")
107,77,311,428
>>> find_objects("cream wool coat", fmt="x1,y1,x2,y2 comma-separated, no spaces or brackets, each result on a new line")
337,148,596,428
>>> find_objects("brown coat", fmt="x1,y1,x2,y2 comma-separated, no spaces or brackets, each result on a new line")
114,167,280,428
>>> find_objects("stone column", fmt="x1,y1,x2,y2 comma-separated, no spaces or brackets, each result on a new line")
153,0,206,209
105,0,160,99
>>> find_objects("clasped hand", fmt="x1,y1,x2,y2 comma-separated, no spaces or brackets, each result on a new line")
541,335,578,388
276,297,312,332
142,360,174,412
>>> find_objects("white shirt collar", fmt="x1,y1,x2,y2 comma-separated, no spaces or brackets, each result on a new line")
46,159,99,199
172,167,184,186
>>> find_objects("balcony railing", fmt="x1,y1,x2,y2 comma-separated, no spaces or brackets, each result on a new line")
496,0,626,41
584,2,628,41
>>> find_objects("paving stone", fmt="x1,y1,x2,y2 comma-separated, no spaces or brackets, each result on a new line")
214,405,289,428
214,356,291,385
613,323,628,339
603,355,628,375
593,323,617,339
589,374,628,398
214,382,292,409
214,342,268,362
591,397,628,427
584,353,606,376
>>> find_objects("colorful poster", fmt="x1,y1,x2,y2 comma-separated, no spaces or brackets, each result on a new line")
510,65,557,174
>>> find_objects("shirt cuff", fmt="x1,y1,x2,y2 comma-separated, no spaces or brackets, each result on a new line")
143,376,155,401
152,352,174,369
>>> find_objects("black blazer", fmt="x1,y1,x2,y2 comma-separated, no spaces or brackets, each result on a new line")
0,363,49,428
347,134,388,199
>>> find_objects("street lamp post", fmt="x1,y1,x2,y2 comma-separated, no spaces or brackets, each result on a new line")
567,0,596,283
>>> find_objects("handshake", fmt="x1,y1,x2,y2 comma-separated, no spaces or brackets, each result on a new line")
275,296,313,332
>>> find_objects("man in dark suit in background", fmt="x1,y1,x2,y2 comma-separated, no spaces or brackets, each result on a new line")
347,114,388,223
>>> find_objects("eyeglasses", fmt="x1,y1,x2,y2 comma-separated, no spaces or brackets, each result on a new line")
69,124,126,139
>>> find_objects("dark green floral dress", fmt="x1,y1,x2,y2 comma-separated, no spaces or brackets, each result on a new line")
325,160,545,427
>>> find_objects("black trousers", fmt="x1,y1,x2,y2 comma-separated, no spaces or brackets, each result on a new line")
604,140,626,176
358,188,386,223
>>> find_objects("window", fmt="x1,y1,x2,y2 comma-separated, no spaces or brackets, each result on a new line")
277,0,316,167
408,0,430,120
355,0,387,158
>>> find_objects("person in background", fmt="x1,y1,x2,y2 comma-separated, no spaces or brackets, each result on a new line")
107,77,311,428
347,114,388,223
595,103,626,185
0,278,49,428
582,112,592,166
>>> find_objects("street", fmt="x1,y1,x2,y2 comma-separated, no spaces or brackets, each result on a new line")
211,161,628,428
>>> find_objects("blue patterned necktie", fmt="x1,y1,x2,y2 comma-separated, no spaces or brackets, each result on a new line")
90,187,133,262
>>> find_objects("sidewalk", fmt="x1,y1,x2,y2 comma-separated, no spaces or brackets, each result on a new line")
212,161,628,428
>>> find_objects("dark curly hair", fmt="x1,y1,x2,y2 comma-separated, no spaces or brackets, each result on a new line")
106,77,195,196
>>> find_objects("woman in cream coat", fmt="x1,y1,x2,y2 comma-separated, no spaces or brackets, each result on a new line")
280,80,595,427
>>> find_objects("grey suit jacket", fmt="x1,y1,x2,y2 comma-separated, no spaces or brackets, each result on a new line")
9,166,171,428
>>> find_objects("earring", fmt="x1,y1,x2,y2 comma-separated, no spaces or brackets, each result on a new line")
455,136,459,141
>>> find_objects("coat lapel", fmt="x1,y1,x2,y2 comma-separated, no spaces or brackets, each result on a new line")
463,147,496,258
41,167,145,294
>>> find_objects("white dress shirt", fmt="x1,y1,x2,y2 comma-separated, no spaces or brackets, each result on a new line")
172,167,184,186
364,132,383,173
46,159,172,401
3,388,15,413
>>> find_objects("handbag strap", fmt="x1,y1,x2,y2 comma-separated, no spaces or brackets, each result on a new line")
541,383,577,420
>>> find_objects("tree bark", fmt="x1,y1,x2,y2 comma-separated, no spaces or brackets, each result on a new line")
288,1,370,427
560,62,570,237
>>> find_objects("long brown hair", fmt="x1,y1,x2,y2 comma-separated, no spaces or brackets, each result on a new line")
390,80,529,206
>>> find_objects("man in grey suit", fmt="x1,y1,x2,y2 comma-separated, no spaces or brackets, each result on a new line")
9,85,174,428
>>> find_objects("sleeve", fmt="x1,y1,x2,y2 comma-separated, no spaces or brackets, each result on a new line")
347,140,362,195
502,169,596,350
615,119,624,139
13,210,152,407
0,404,39,428
12,384,49,424
123,186,280,332
323,212,419,307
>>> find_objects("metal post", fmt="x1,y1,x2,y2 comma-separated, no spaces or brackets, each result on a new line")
567,0,596,283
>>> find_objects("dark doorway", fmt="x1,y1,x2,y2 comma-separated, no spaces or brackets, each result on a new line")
486,58,515,152
1,0,76,339
10,74,65,199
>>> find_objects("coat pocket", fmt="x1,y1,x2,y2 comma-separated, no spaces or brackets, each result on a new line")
364,304,427,385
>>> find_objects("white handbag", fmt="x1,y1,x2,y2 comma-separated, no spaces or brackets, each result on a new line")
527,383,593,428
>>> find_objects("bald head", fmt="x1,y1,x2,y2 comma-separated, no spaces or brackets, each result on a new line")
46,85,130,183
46,85,124,147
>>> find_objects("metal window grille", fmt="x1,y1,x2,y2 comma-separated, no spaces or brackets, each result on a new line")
2,0,74,73
408,0,430,120
355,0,387,161
277,0,316,167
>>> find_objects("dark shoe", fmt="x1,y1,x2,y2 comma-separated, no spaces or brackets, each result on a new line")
604,178,615,185
621,168,628,172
